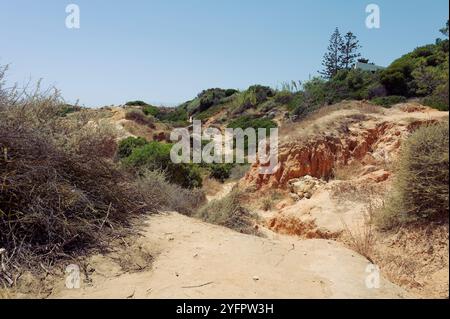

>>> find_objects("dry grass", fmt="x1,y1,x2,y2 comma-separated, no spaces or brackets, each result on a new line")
332,161,363,181
260,190,283,211
195,188,260,235
0,288,11,299
202,177,224,197
261,197,274,211
280,101,379,142
371,223,449,298
329,180,384,204
135,170,205,215
341,202,377,262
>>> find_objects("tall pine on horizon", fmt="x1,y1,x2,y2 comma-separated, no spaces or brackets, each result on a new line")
340,31,361,69
320,28,362,78
319,27,344,79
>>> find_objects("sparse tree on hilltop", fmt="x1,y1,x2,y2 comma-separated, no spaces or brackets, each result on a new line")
319,27,344,79
340,31,362,69
440,20,449,37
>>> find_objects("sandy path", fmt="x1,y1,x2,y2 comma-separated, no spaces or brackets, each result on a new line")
50,212,408,299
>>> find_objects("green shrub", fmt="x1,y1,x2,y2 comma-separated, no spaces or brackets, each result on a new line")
228,115,277,149
118,136,148,159
227,115,277,131
377,123,449,228
247,85,275,102
156,107,189,125
124,141,202,188
422,94,449,111
196,88,229,112
58,104,81,117
274,91,294,104
225,89,238,97
208,163,233,182
125,100,148,106
286,92,304,111
370,95,407,107
380,41,449,98
142,105,160,117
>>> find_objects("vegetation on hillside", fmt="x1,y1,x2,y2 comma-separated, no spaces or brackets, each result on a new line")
377,123,449,229
0,69,205,271
195,189,260,235
170,22,448,125
0,82,152,268
119,137,203,189
125,100,189,127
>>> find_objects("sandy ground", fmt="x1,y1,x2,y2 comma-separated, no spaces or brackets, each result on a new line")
49,212,408,299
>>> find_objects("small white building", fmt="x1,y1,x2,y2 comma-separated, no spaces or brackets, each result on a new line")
354,61,385,72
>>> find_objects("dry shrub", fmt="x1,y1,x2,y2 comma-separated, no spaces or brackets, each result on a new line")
135,170,205,215
0,71,157,276
377,122,449,228
260,190,283,211
202,177,223,197
371,223,449,298
125,109,155,128
261,197,274,211
0,121,153,268
57,114,119,158
341,202,377,262
195,189,260,235
358,103,384,114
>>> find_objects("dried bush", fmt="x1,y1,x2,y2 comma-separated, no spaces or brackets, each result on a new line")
195,189,259,235
0,70,157,273
125,109,155,128
341,203,376,262
135,170,205,215
377,122,449,228
0,121,153,268
261,197,274,211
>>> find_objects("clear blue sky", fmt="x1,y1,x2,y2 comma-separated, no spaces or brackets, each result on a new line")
0,0,448,107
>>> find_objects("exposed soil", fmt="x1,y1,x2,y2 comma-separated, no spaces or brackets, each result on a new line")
46,212,408,299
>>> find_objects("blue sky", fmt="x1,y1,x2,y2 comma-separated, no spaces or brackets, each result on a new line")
0,0,448,107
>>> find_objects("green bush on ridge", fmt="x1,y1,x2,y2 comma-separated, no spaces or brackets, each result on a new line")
123,141,203,189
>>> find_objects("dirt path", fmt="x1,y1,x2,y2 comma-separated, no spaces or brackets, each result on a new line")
49,212,408,299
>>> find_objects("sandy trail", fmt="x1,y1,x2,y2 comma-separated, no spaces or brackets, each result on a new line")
49,212,408,299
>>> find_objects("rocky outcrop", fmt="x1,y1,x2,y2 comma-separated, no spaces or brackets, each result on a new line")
288,175,326,200
246,121,394,189
243,108,446,190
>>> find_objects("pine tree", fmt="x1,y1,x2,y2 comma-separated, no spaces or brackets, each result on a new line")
340,32,361,69
440,20,449,37
319,28,344,79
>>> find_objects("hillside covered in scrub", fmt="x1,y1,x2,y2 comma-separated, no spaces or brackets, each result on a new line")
0,22,449,299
